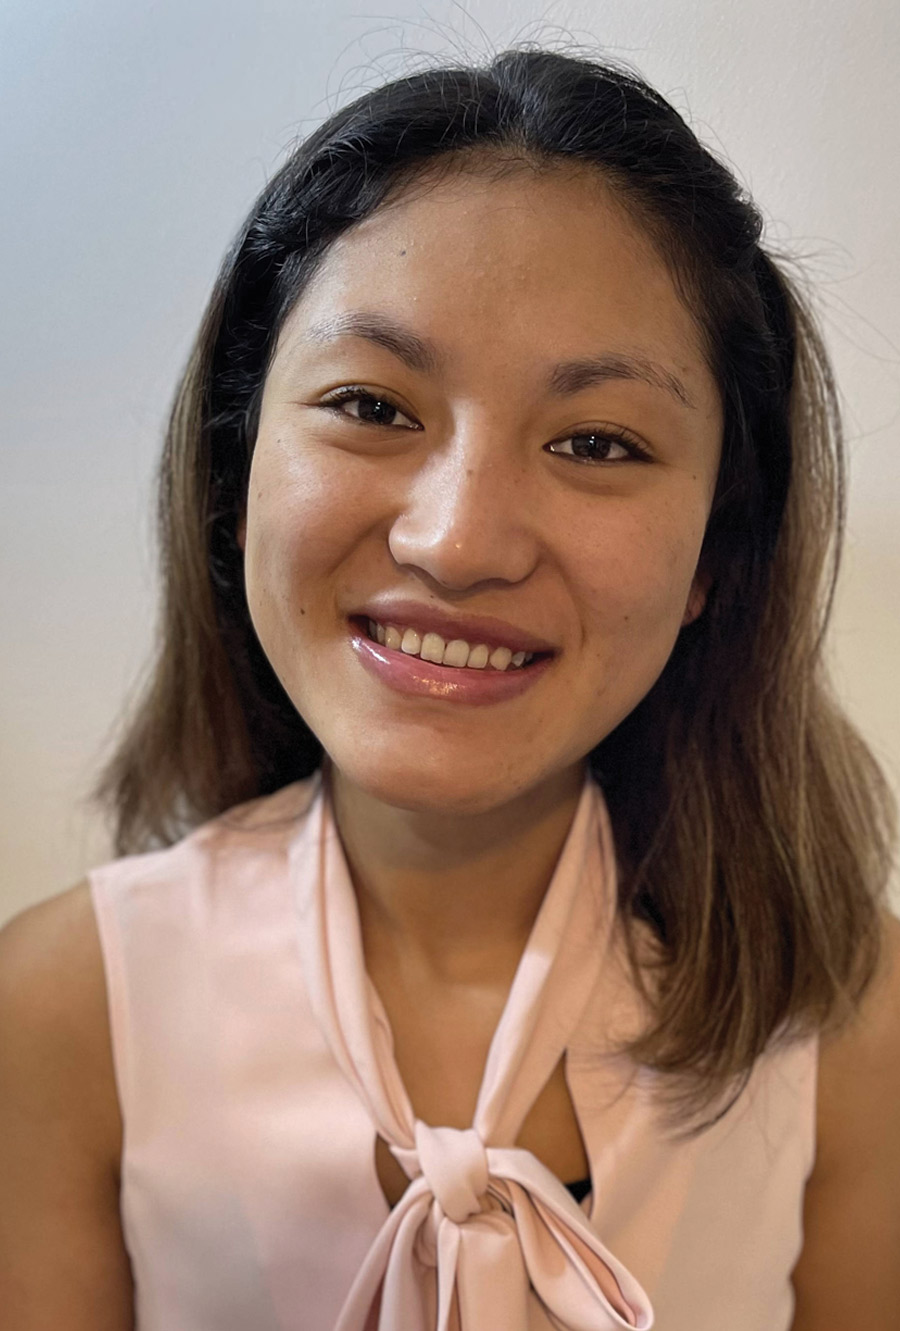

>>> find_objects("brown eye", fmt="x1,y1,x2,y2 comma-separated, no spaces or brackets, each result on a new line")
546,428,650,464
321,388,420,430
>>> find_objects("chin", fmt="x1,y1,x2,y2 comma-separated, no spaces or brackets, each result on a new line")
325,742,544,817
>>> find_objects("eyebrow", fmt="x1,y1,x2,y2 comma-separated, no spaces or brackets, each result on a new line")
303,311,697,410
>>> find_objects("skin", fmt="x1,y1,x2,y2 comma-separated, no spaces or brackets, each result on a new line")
239,163,722,984
0,159,897,1330
234,164,900,1322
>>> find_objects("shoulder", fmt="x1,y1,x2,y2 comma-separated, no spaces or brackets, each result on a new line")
0,886,135,1326
815,907,900,1166
0,880,123,1176
1,879,105,1009
790,907,900,1328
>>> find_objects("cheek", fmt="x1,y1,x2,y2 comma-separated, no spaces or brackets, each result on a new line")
571,503,705,647
244,438,379,606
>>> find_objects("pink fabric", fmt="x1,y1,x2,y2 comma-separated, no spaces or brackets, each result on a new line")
88,764,818,1331
292,761,652,1330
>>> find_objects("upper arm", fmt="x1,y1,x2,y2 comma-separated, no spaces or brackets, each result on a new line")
0,881,135,1330
790,908,900,1330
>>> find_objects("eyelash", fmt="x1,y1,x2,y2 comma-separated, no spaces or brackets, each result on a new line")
318,386,652,465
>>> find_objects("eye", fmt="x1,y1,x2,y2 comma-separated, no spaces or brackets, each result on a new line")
545,427,650,465
319,387,421,430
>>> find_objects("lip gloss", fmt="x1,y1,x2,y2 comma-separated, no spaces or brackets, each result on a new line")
347,620,553,706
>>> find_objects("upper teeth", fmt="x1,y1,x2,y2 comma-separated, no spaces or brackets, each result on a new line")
366,619,534,671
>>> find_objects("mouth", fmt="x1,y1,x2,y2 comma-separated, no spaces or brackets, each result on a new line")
346,615,556,706
348,615,555,673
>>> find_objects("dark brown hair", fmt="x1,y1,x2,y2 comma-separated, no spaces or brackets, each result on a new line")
90,46,896,1127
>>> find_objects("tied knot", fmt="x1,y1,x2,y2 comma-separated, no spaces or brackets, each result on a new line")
414,1122,490,1224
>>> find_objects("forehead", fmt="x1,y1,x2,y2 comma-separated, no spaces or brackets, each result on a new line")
275,162,715,404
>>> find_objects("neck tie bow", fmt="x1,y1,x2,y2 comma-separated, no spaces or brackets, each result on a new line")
291,765,654,1331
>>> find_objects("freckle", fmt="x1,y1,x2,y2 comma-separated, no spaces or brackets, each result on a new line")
398,249,407,256
300,607,306,616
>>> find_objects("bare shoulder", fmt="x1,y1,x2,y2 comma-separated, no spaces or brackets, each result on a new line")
0,880,134,1328
815,908,900,1168
0,877,124,1173
790,908,900,1329
2,876,102,979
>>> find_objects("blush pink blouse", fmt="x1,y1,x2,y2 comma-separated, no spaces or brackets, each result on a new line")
89,760,817,1331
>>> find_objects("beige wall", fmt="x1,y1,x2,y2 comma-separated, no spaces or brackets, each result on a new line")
2,0,898,923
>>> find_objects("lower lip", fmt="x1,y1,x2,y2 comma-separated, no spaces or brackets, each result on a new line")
347,620,554,705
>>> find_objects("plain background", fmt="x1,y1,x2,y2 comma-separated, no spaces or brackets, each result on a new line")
2,0,898,925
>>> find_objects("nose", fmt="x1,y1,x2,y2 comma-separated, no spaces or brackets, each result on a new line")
387,423,540,591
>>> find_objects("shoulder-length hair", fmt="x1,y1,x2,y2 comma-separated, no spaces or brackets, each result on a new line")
91,46,896,1127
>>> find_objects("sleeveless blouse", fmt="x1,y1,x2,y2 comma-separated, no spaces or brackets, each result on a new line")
88,762,817,1331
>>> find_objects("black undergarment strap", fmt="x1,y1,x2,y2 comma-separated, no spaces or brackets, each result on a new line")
564,1175,592,1204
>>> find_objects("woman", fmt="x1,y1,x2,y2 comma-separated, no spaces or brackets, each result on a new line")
1,45,897,1331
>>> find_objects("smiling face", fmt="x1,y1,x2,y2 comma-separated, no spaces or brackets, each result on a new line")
240,162,724,815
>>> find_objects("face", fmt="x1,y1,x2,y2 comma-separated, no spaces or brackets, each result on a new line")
240,164,723,816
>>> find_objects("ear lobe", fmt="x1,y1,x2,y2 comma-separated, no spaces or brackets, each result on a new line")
682,569,712,627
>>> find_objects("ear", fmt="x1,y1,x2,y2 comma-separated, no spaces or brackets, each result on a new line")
682,567,712,627
236,510,246,553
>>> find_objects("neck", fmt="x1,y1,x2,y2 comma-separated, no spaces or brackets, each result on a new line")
327,758,588,985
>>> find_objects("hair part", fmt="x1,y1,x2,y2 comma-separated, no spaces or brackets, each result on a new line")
89,45,896,1131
